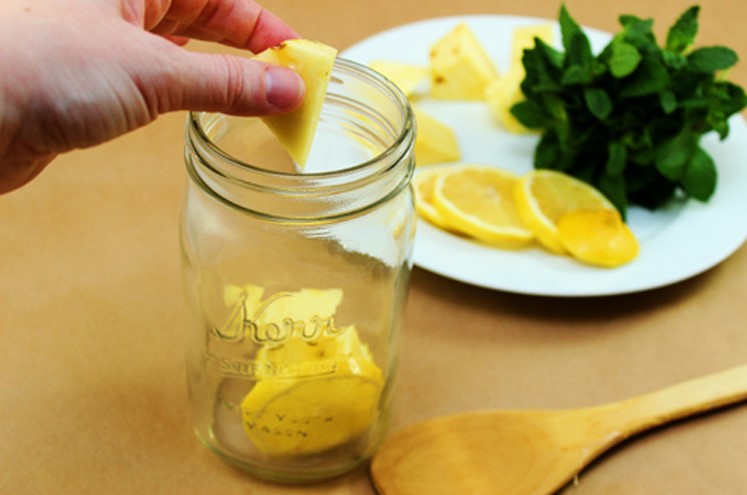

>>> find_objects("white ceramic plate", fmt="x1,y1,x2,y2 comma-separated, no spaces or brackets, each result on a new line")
342,15,747,297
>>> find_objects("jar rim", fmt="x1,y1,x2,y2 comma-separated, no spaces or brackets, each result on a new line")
187,57,414,181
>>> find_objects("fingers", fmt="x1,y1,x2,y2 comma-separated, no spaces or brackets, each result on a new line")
147,0,298,53
152,49,305,115
137,2,306,116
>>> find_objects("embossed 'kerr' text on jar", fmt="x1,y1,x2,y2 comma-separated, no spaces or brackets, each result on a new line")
180,58,416,482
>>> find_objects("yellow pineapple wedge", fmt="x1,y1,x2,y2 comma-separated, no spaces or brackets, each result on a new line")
368,60,428,98
510,23,555,65
486,24,555,133
413,107,460,165
485,67,530,134
253,39,338,169
429,23,497,100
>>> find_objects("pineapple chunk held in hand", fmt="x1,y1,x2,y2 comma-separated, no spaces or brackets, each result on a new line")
429,23,498,100
253,39,338,169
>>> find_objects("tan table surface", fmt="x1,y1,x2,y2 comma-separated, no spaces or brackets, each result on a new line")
2,1,747,493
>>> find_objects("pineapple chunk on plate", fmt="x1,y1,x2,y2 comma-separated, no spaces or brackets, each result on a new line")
485,67,532,134
413,107,460,165
510,23,555,65
367,60,428,98
486,24,555,133
429,22,497,100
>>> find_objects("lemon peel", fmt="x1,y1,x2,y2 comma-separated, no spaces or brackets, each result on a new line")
514,169,617,254
557,209,639,267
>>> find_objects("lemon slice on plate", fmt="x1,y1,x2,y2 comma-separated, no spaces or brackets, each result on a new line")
412,167,451,229
557,209,639,267
514,170,617,254
433,165,533,248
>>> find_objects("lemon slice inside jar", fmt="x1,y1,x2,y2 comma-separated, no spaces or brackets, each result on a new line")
241,326,383,456
241,356,383,456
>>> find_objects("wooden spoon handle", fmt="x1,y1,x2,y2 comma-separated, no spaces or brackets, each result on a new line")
596,364,747,438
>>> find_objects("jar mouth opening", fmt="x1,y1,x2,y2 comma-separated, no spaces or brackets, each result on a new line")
187,57,414,181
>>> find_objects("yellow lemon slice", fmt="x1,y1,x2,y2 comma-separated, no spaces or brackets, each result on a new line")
253,39,338,168
412,167,451,229
241,357,383,456
242,322,383,456
557,209,639,267
433,165,533,248
514,170,616,254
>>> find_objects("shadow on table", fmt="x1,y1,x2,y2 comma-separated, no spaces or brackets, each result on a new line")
409,259,720,325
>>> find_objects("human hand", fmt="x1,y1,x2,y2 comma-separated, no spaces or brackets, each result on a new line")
0,0,305,193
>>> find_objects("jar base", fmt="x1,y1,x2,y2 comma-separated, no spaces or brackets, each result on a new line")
195,429,372,484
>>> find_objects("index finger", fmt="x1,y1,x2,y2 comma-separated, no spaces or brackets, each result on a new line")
144,0,299,52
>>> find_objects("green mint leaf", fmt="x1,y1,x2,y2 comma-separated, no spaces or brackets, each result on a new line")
687,46,739,72
597,173,628,218
584,87,613,120
704,83,747,138
659,90,677,114
662,49,687,69
681,146,717,201
707,115,730,140
559,5,594,71
609,39,642,78
565,32,594,69
535,132,563,170
620,56,670,97
606,141,627,176
559,5,587,54
655,128,697,180
719,82,747,115
520,45,564,94
510,100,547,128
666,5,699,53
618,15,656,51
562,64,593,85
537,38,565,69
541,94,569,121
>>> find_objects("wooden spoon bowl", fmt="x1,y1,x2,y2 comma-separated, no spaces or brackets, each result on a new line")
371,365,747,495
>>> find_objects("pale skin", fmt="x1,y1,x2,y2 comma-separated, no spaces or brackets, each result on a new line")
0,0,306,194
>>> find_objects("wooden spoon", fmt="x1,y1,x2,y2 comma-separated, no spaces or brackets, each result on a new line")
371,364,747,495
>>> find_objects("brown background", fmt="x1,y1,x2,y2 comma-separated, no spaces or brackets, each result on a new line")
2,0,747,493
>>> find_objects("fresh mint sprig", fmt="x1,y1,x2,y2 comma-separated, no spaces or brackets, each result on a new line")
511,5,747,217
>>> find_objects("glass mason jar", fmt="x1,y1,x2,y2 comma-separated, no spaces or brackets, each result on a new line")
180,58,416,482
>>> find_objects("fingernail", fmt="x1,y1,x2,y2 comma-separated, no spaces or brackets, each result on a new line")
265,66,305,110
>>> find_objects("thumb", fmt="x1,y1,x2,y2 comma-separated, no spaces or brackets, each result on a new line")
154,50,305,116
